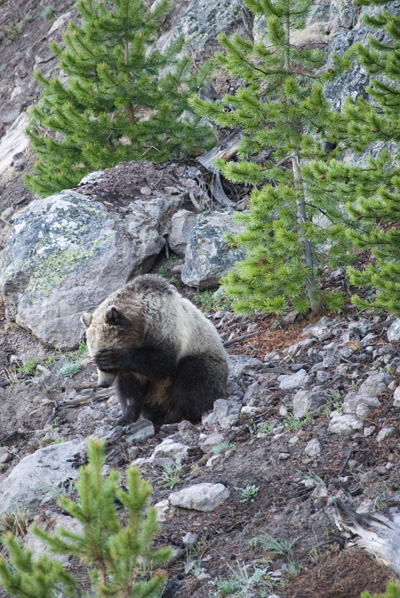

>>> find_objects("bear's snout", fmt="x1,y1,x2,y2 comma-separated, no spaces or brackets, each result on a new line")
97,369,116,388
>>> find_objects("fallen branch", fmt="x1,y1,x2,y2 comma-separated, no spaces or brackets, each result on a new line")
223,331,261,348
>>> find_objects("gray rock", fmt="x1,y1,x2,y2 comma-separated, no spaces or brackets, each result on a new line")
293,390,324,419
343,392,380,418
377,427,396,442
181,211,245,288
278,369,309,390
151,438,190,463
202,398,242,429
388,318,400,342
228,355,264,381
200,431,225,453
394,386,400,407
358,373,392,398
0,440,86,515
169,209,196,257
302,316,337,339
124,420,155,443
160,0,244,51
24,514,83,562
169,483,230,511
0,191,166,348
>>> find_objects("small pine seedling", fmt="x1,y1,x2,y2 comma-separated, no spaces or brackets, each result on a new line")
0,438,172,598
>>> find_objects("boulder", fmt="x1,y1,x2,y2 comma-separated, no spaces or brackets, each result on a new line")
181,211,245,288
0,440,86,515
0,190,167,348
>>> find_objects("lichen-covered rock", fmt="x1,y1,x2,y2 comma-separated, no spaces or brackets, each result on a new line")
0,190,166,348
159,0,245,51
181,211,245,288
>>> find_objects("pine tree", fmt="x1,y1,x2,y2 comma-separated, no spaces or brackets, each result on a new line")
25,0,214,197
192,0,351,315
361,581,400,598
306,0,400,317
0,438,171,598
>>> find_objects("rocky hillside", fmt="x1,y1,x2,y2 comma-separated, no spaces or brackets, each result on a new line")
1,1,400,598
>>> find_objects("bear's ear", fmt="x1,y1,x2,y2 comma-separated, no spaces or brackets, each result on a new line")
105,305,122,326
81,312,92,328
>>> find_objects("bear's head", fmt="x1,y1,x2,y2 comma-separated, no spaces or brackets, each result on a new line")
81,304,143,388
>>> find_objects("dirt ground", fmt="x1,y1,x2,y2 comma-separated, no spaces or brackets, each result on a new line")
0,0,400,596
0,277,399,598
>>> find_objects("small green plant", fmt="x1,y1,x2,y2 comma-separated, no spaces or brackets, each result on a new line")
240,485,260,503
0,438,171,598
0,509,29,537
192,289,218,316
212,441,236,455
361,582,400,598
296,470,325,489
284,412,312,431
40,4,55,20
209,561,273,597
58,359,81,378
5,22,22,44
77,339,88,356
43,355,56,367
282,558,301,579
162,463,183,489
15,358,37,376
258,422,275,436
373,483,388,511
249,533,300,557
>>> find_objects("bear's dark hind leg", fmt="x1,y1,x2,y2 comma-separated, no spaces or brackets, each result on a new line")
168,355,228,424
116,372,148,425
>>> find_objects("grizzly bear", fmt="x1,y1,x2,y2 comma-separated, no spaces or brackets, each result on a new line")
81,274,229,426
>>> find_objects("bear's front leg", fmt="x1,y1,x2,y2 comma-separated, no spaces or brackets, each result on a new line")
115,372,147,426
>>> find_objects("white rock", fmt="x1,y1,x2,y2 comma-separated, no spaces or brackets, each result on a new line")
151,438,190,463
393,386,400,407
343,392,380,415
387,318,400,342
293,389,323,418
169,483,230,512
24,514,83,562
278,369,309,390
305,438,322,458
328,413,363,436
364,426,376,437
154,499,175,523
376,427,396,442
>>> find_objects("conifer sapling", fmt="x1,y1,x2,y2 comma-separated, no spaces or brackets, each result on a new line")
0,438,171,598
192,0,351,315
25,0,214,196
307,0,400,317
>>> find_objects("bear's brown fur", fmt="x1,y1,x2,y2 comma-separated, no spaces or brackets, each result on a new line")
81,274,229,426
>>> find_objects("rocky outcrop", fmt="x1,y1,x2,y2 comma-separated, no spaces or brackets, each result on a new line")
0,190,168,348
